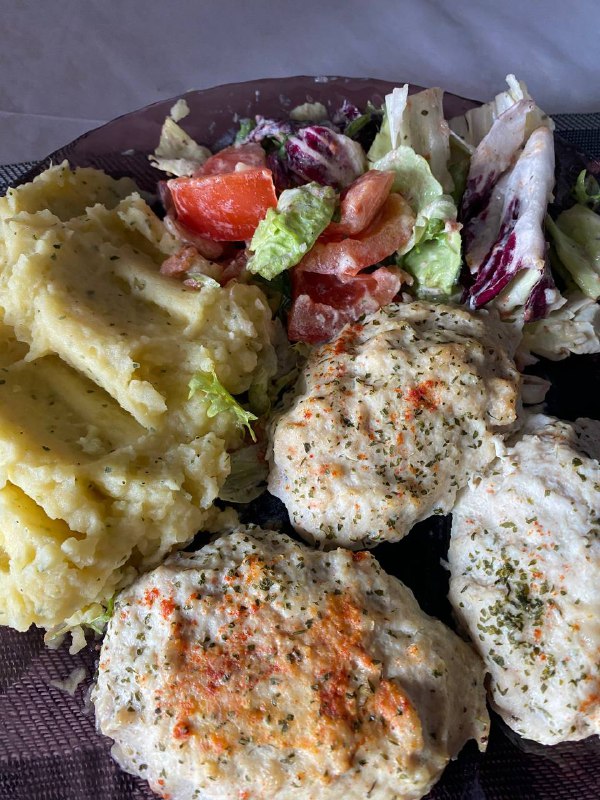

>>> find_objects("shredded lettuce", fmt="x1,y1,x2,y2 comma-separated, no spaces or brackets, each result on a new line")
401,88,453,194
248,331,308,418
522,292,600,360
188,368,257,441
367,114,392,163
557,204,600,263
341,101,384,142
218,445,269,503
44,595,117,653
546,211,600,300
87,595,116,635
448,136,471,204
150,99,211,177
371,147,444,225
247,183,336,280
253,270,293,319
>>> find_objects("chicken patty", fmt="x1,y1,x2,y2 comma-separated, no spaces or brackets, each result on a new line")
448,414,600,744
269,302,519,548
93,526,489,800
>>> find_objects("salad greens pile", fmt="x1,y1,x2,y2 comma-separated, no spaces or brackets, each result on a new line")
152,75,600,362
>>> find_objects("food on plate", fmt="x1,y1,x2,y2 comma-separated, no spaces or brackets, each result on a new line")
462,127,560,320
247,181,337,279
269,301,520,548
521,292,600,360
155,77,600,361
93,526,489,800
546,203,600,301
448,414,600,744
168,168,278,241
0,162,275,637
2,74,600,800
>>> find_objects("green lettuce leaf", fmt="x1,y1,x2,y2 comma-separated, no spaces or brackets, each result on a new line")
189,368,257,440
235,118,256,143
87,595,117,635
247,182,336,280
367,115,392,163
289,101,329,122
372,145,461,298
546,211,600,300
573,170,600,212
371,146,458,252
400,226,462,299
366,89,402,163
253,270,292,319
248,334,308,418
448,135,472,205
372,146,443,211
343,101,384,141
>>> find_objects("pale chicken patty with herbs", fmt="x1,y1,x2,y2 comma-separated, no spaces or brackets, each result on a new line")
448,414,600,744
268,302,520,549
93,527,489,800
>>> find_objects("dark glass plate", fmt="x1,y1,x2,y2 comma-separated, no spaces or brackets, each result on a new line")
1,76,598,800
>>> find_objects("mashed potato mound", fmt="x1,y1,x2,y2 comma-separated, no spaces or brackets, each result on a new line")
0,162,275,634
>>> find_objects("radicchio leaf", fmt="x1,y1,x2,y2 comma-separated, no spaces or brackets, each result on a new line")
461,99,535,224
464,127,562,321
284,126,367,190
332,99,362,127
238,115,339,147
333,100,384,149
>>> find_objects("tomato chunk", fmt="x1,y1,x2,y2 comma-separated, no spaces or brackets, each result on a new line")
168,168,277,241
197,143,267,176
288,268,401,343
297,192,415,277
321,170,395,241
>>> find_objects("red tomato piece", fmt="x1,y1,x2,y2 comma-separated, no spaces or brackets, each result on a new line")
197,143,267,176
288,267,401,343
168,169,277,241
321,169,395,240
297,192,415,277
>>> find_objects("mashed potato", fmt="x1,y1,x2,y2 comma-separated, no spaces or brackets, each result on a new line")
0,162,275,635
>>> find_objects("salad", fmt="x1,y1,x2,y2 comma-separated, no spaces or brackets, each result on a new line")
151,75,600,362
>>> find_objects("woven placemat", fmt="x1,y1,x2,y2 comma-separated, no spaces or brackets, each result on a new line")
1,109,599,800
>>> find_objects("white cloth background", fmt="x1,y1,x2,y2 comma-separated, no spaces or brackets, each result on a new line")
1,0,599,163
